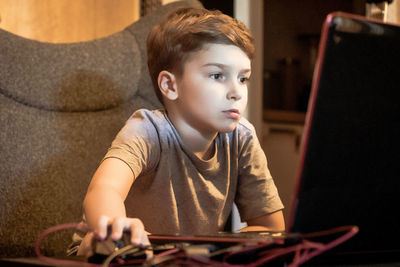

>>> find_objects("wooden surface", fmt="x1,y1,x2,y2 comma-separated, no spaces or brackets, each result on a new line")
0,0,140,43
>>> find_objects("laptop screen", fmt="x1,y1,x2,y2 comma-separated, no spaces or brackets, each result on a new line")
289,12,400,257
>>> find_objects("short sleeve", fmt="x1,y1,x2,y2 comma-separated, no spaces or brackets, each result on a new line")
235,121,284,222
103,110,161,180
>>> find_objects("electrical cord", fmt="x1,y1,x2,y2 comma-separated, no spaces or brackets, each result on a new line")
101,245,141,267
34,222,99,267
35,222,359,267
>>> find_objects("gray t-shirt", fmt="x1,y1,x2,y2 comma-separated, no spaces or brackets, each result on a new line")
104,109,283,235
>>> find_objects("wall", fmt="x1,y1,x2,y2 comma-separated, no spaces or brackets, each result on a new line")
388,0,400,23
0,0,139,43
235,0,264,138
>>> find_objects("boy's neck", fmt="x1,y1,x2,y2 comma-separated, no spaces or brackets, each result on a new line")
193,138,216,160
166,111,217,160
178,126,217,161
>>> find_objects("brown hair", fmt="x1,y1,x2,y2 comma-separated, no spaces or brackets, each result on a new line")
146,7,255,104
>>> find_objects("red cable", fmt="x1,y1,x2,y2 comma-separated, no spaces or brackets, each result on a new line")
221,225,359,267
35,223,359,267
34,222,100,267
289,225,359,266
154,247,180,259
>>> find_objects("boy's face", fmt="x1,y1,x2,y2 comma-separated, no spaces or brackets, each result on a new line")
172,43,251,135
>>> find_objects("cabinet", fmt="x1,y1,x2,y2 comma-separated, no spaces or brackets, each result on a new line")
263,0,365,116
262,122,304,229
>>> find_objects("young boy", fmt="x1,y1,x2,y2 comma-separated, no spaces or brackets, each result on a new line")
77,7,284,256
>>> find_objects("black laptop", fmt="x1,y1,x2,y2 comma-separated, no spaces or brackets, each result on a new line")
289,12,400,263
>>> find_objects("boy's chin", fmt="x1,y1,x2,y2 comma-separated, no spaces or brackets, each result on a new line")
218,123,239,133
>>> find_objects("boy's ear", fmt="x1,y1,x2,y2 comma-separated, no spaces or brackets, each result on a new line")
158,70,178,101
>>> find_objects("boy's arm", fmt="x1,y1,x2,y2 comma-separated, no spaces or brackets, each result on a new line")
235,119,285,233
239,210,285,232
83,157,148,244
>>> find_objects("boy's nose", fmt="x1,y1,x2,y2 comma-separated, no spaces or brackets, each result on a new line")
227,81,243,101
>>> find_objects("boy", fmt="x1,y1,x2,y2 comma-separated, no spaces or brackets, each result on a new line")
77,7,284,256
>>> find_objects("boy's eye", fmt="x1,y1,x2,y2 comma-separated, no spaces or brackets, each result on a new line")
210,73,223,80
238,77,249,84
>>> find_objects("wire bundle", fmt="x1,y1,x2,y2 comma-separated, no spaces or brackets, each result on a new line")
35,223,359,266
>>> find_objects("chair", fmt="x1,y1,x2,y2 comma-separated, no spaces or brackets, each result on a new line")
0,0,202,257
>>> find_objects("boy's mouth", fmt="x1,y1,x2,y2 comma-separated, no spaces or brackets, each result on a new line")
223,109,240,119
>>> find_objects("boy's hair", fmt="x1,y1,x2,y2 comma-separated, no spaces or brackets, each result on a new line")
146,7,255,104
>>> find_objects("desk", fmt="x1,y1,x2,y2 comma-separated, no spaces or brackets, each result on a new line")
1,256,399,267
0,257,86,267
1,258,52,266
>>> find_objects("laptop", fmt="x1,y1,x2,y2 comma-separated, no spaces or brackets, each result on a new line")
289,12,400,262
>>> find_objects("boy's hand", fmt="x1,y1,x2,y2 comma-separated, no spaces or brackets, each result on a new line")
96,215,150,245
78,215,152,259
97,215,152,259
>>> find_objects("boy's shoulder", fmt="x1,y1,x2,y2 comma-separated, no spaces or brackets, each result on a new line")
125,108,168,127
129,108,165,120
119,108,169,139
